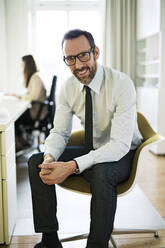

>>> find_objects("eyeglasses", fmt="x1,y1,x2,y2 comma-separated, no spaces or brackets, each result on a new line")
63,47,94,66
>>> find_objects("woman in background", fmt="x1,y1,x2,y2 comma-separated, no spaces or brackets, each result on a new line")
15,54,48,151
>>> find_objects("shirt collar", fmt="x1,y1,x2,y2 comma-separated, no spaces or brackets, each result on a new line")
78,64,104,94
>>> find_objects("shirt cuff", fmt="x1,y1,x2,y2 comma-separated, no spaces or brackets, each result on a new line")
44,153,55,163
74,151,94,173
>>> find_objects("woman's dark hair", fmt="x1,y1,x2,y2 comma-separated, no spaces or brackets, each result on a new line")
22,55,38,87
61,29,96,49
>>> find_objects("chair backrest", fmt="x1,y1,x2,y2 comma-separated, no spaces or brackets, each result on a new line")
47,75,57,125
117,112,161,195
34,75,57,135
137,112,157,141
48,75,57,102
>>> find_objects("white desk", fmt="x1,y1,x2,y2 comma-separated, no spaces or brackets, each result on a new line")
0,96,30,244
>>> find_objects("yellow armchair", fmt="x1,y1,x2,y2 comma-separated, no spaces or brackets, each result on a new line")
59,112,163,248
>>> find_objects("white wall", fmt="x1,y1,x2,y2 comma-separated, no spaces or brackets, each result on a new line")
0,0,7,92
136,87,159,131
136,0,165,154
156,0,165,154
0,0,29,93
137,0,160,39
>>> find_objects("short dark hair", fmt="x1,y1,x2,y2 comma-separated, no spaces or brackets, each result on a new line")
61,29,96,49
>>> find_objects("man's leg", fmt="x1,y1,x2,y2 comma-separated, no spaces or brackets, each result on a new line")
82,149,136,248
28,146,87,247
28,152,58,233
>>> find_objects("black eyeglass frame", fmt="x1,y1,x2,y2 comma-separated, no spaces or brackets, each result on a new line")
63,47,95,66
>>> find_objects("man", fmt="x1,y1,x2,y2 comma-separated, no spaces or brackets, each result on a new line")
28,29,142,248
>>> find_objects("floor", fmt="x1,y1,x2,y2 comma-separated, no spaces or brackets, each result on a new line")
1,147,165,247
138,149,165,220
3,232,165,248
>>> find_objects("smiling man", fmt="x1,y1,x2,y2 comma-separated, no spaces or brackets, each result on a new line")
64,36,98,85
28,29,142,248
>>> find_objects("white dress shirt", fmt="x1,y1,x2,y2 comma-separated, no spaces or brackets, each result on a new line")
44,64,142,173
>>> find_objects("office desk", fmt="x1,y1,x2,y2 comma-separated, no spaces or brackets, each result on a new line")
0,96,30,244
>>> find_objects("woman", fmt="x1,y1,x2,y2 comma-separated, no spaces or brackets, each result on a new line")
15,55,48,151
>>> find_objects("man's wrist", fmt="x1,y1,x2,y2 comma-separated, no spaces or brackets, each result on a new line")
66,160,79,174
44,153,55,163
73,159,80,174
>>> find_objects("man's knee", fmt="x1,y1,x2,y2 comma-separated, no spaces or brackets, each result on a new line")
90,163,118,188
28,152,44,174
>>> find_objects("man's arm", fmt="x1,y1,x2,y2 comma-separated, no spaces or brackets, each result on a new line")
40,82,77,182
75,77,139,173
44,84,73,161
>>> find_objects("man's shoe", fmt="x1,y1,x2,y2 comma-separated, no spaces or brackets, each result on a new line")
34,241,63,248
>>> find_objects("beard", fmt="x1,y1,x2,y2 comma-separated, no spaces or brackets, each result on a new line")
73,61,97,85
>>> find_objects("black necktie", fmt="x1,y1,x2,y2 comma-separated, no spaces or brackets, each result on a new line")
85,86,93,151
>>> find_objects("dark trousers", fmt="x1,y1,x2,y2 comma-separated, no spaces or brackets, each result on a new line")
28,146,135,248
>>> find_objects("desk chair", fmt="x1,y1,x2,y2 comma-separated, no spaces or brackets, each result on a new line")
59,112,162,248
16,75,57,156
31,75,57,139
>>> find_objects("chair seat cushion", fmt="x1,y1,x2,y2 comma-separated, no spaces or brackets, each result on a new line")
59,175,91,194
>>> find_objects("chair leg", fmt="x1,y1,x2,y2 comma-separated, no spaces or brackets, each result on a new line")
31,130,41,152
109,229,159,248
60,233,88,243
60,233,119,248
110,235,118,248
59,229,158,247
112,228,159,237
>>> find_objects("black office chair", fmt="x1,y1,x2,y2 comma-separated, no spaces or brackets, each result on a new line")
16,75,57,156
32,75,57,137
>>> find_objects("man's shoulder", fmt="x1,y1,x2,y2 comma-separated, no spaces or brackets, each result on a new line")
103,67,136,104
104,66,134,90
104,66,131,81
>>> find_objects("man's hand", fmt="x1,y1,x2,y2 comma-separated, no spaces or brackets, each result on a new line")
38,161,77,185
41,154,55,175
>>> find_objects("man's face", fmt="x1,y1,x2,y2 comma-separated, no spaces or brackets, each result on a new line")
63,35,100,85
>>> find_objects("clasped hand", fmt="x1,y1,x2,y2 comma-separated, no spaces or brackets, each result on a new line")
38,161,76,185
